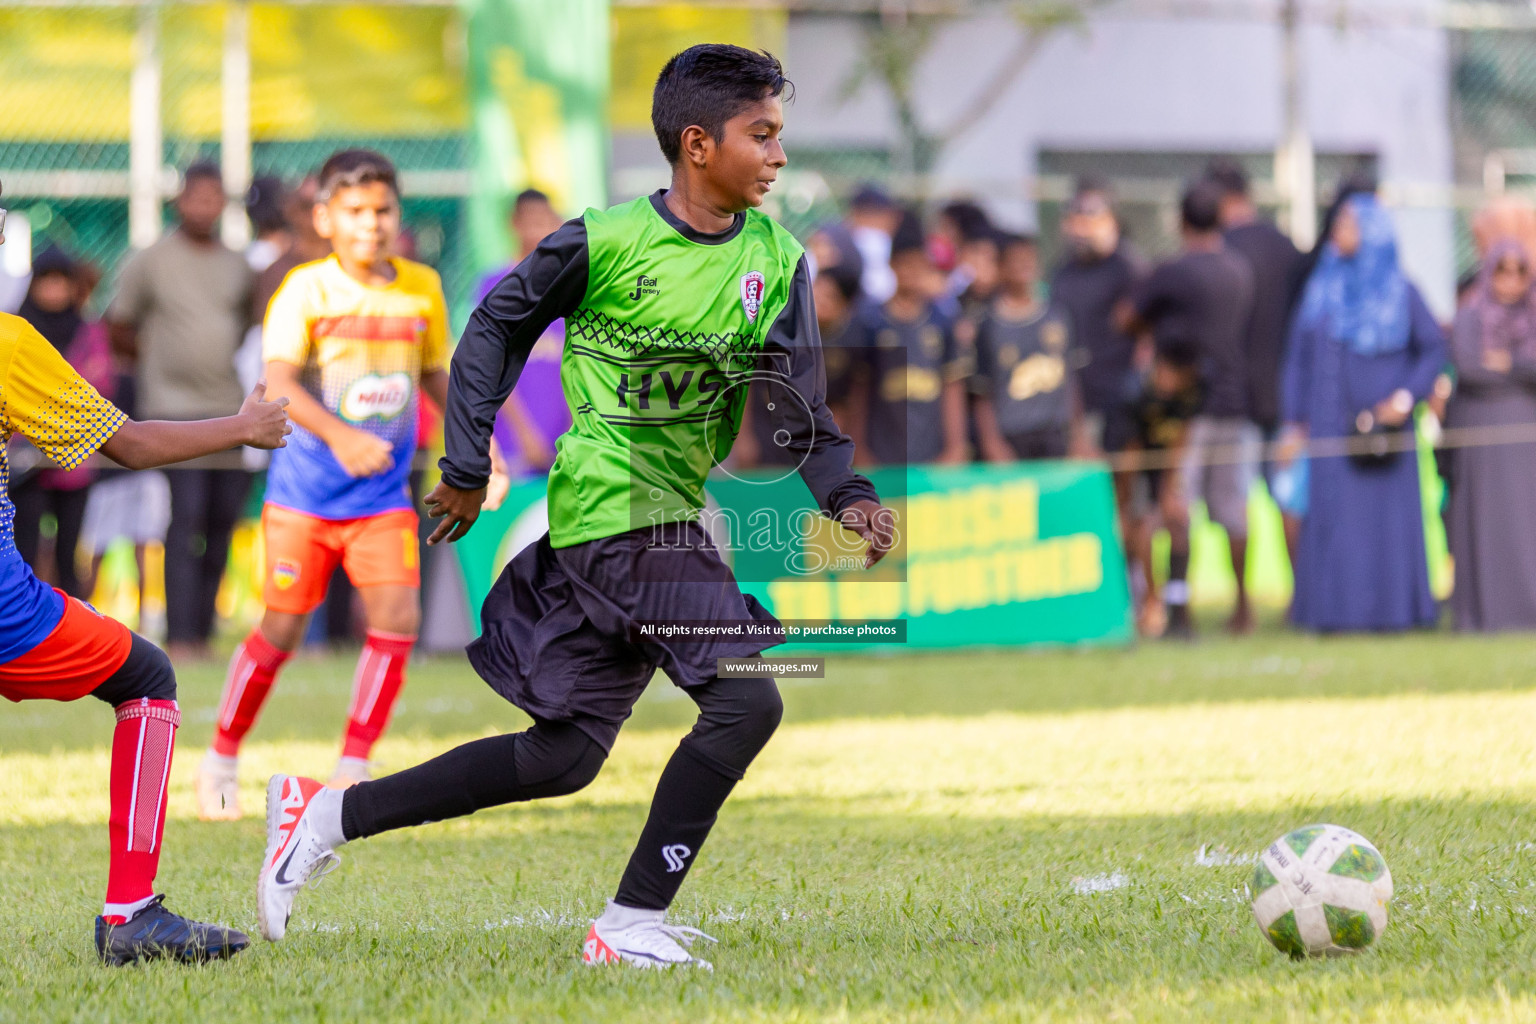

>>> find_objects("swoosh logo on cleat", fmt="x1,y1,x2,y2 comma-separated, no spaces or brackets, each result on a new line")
273,845,302,887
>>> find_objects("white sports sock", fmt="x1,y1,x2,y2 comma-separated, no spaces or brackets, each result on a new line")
598,900,664,930
202,751,238,772
103,893,157,922
335,756,370,778
308,787,349,849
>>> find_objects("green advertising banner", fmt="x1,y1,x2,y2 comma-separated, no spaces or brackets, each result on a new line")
463,0,609,277
453,462,1133,649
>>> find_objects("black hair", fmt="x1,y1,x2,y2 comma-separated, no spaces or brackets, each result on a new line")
890,208,928,258
941,200,992,242
1204,157,1249,199
514,188,551,210
1180,181,1223,233
1156,333,1202,369
31,244,76,278
246,175,289,235
996,231,1038,253
652,44,792,166
182,161,223,191
1073,174,1113,201
818,260,863,304
316,149,399,202
849,183,896,212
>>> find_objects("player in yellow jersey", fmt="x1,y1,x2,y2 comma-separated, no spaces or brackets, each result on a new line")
198,150,472,814
0,181,292,962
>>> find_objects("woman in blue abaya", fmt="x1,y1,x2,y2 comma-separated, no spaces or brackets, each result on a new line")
1278,193,1446,632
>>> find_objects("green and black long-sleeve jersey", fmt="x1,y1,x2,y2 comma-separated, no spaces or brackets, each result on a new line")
440,190,880,548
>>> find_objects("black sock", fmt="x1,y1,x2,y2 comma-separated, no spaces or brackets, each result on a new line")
342,722,605,840
1166,548,1191,606
613,742,737,911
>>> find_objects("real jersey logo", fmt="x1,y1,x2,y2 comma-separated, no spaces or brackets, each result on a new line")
628,275,660,301
740,271,765,323
340,372,411,422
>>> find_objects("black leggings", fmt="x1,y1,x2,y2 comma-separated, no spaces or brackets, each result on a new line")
164,469,251,644
11,480,92,599
90,633,178,706
342,675,783,841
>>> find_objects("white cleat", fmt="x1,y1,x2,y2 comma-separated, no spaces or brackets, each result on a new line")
582,901,716,970
196,752,242,821
257,775,341,942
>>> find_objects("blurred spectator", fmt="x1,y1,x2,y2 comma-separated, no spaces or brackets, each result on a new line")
849,210,970,465
935,200,999,318
107,161,253,661
1051,179,1142,458
477,190,570,480
1471,195,1536,271
79,470,171,633
250,177,327,324
845,183,899,304
477,189,565,302
1279,193,1445,633
1207,159,1306,563
246,175,292,273
1125,182,1255,636
933,200,990,271
1447,240,1536,631
1123,335,1205,638
9,247,113,598
971,233,1078,461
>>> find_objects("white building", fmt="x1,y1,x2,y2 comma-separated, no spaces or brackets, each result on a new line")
612,2,1457,315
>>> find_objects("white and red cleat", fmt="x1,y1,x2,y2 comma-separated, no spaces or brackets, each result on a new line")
582,901,716,970
257,775,342,942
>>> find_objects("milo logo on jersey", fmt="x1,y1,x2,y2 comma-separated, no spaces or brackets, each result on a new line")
340,372,412,423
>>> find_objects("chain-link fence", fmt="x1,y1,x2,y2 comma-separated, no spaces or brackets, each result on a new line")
0,2,471,316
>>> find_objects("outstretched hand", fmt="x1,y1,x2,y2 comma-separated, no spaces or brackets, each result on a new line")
239,380,292,450
424,480,487,546
839,498,897,569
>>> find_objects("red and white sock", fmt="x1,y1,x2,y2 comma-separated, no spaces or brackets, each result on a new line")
211,629,291,758
104,699,180,923
341,630,415,761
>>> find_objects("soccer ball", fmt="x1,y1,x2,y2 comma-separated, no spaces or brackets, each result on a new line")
1248,824,1393,958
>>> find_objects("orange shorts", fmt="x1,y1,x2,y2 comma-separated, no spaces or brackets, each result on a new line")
262,505,421,615
0,593,133,702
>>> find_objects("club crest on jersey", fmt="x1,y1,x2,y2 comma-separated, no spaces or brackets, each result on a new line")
740,271,766,323
273,559,300,591
340,372,411,422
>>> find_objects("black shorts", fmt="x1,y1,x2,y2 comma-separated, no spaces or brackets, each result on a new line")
1005,427,1069,460
466,520,783,751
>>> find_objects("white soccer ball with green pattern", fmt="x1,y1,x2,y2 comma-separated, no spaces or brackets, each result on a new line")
1249,824,1393,958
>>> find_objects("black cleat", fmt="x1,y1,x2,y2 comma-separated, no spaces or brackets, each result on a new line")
95,895,250,965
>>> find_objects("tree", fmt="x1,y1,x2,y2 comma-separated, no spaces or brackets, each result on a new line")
840,0,1099,187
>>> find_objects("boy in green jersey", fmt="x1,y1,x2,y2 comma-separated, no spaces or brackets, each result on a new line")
257,44,896,969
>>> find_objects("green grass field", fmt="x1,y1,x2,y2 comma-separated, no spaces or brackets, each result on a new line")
7,625,1536,1022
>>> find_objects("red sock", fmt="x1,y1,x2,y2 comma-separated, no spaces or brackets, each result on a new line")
105,699,180,923
341,630,415,761
211,630,290,757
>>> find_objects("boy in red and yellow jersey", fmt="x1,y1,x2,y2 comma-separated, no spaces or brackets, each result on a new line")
0,182,292,963
199,150,455,815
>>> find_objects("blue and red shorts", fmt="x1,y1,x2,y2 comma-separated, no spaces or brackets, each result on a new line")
0,592,133,703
